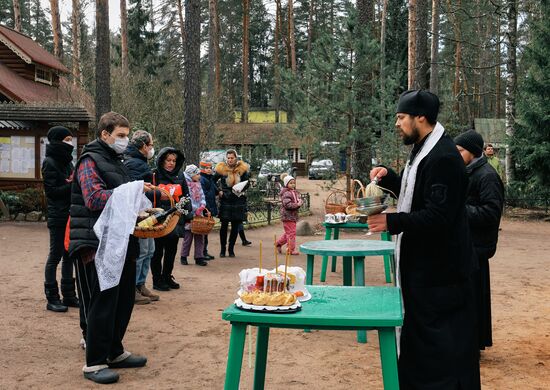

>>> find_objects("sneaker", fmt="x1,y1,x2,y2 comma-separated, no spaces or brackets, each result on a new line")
166,275,180,289
139,285,159,301
242,240,252,246
195,258,208,266
180,256,188,265
135,288,151,305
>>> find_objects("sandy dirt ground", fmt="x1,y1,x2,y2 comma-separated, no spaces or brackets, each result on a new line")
0,177,549,389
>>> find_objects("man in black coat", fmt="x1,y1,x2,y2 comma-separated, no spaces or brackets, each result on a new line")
123,130,160,304
42,126,78,312
455,129,505,351
368,90,480,389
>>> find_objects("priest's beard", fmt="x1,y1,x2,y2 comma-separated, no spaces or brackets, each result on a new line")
402,125,421,145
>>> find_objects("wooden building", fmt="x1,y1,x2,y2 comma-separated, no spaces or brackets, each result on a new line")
0,25,92,190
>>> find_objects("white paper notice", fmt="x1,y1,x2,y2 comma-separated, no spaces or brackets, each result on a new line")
0,160,9,173
11,136,20,146
25,137,34,144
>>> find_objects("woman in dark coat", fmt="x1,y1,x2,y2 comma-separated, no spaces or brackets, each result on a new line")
150,147,191,291
213,150,250,258
455,130,505,350
41,126,78,312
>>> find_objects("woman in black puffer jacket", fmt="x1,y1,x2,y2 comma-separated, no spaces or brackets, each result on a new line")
41,126,79,312
150,147,192,291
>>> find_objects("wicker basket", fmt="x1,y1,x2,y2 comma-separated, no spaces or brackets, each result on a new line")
345,179,366,215
325,190,348,214
133,186,181,239
190,208,215,235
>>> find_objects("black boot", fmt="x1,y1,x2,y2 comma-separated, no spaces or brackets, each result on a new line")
61,278,80,307
165,275,180,289
228,243,236,258
220,246,226,258
44,282,68,312
195,258,208,266
153,277,170,291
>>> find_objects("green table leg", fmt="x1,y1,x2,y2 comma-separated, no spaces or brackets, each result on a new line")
224,323,247,390
378,328,400,390
331,228,340,272
353,256,367,343
306,254,314,285
342,256,352,286
253,327,270,390
381,231,392,283
305,257,314,333
320,228,332,282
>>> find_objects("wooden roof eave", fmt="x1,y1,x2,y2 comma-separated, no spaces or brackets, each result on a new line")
0,34,32,65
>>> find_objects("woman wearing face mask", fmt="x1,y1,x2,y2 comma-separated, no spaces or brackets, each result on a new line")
42,126,78,312
123,130,160,304
150,147,192,291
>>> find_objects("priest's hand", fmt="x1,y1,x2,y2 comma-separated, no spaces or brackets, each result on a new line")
367,213,388,232
369,167,388,182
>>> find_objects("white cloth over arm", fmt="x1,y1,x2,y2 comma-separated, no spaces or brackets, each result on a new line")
93,180,152,291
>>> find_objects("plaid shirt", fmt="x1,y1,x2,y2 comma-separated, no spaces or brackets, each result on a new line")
77,157,113,211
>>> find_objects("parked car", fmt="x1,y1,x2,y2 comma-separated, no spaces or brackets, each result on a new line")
199,150,226,165
257,159,295,180
308,159,335,180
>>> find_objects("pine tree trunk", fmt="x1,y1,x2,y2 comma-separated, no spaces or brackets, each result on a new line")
354,0,374,184
505,0,517,183
177,0,186,47
413,0,428,89
274,0,282,123
495,12,502,118
120,0,129,75
408,0,417,88
50,0,63,59
207,0,216,100
307,0,314,57
447,0,462,116
95,0,111,123
429,0,439,94
242,0,250,123
184,0,201,164
207,0,221,101
288,0,296,73
13,0,22,31
71,0,81,85
380,0,388,122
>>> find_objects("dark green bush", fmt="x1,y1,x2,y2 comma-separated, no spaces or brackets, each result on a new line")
0,188,45,214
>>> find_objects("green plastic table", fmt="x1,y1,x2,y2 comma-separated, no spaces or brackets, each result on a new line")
300,239,396,343
222,285,402,390
323,222,394,283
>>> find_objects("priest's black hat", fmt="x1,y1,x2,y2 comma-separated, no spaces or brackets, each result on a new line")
396,90,440,124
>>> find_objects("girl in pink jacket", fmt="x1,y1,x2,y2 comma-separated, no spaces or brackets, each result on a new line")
276,175,303,255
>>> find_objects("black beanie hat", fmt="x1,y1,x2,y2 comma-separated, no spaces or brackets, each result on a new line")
396,90,440,123
47,126,73,142
454,130,484,158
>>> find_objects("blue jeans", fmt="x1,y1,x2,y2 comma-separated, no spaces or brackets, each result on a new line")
136,238,155,286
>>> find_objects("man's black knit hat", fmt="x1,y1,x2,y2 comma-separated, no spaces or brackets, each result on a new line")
47,126,73,142
454,129,484,157
396,89,440,123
